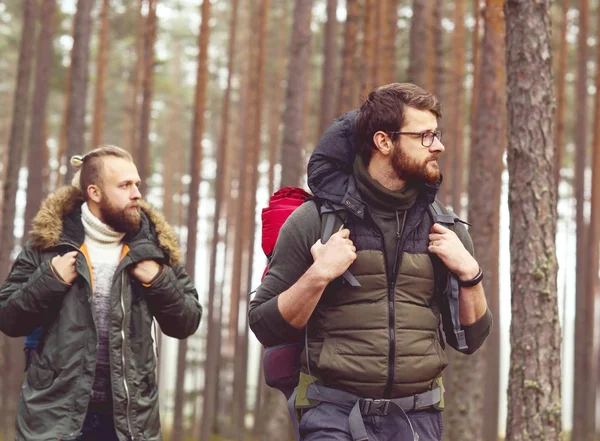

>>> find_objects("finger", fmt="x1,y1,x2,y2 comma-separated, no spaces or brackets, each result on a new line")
428,233,444,241
336,228,350,239
430,223,449,234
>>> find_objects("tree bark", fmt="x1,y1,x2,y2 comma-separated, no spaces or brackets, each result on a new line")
408,0,435,90
504,2,561,440
123,0,144,156
337,0,360,115
360,0,377,98
24,0,57,239
172,0,211,438
280,0,313,188
318,0,339,136
572,0,594,438
199,0,239,440
553,0,568,195
91,0,109,149
447,2,505,441
0,3,36,434
382,0,398,84
137,0,157,197
64,0,95,183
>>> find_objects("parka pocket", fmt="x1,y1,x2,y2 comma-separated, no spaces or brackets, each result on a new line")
316,338,338,374
27,363,56,390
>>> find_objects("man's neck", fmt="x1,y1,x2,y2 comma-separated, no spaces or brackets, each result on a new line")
88,202,106,224
366,156,406,191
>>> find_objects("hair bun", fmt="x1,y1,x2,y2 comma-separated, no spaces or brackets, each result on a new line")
70,155,84,168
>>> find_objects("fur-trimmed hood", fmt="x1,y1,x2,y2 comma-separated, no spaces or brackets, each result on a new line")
29,186,182,265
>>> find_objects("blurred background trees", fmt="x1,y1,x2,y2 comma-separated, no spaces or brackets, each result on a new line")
0,0,594,440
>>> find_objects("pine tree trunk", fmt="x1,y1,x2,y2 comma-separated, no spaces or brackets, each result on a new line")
91,0,109,149
266,4,290,195
449,0,466,214
318,0,338,136
0,4,36,433
408,0,435,90
360,0,376,97
172,0,211,438
199,0,238,440
55,47,73,188
504,2,561,440
554,0,568,195
337,0,360,115
572,0,594,438
137,0,157,196
123,0,144,155
382,0,398,84
64,0,95,183
280,0,313,188
447,2,505,441
24,0,57,239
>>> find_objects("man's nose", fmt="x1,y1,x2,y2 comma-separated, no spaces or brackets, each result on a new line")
430,137,445,153
131,186,142,200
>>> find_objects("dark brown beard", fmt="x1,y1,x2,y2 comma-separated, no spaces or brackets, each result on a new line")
100,198,141,234
391,142,441,184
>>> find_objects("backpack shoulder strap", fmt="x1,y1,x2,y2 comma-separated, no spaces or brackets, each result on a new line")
428,199,468,351
316,200,361,288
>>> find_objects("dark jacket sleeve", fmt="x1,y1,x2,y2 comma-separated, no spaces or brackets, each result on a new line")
248,201,321,347
441,220,493,354
0,244,71,337
142,263,202,339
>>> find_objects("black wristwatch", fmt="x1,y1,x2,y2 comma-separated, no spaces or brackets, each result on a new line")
457,267,483,287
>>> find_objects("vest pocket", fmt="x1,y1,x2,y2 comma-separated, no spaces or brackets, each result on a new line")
316,338,338,374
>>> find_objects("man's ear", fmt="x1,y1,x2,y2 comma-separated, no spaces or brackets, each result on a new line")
373,131,392,156
87,185,102,203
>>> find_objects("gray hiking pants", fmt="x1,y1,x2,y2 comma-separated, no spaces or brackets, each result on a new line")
298,401,443,441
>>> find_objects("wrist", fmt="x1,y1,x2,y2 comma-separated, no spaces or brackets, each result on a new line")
307,263,333,286
457,261,480,281
457,267,484,287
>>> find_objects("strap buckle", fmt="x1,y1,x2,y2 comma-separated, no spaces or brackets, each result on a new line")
360,398,390,416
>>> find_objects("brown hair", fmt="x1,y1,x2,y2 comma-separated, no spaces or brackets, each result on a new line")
355,83,442,163
71,145,133,200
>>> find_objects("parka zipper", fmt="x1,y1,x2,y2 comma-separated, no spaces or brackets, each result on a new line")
121,271,134,439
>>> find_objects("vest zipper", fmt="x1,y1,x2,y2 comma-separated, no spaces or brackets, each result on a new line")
120,271,134,439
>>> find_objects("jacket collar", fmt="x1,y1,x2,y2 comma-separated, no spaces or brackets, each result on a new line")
29,186,182,265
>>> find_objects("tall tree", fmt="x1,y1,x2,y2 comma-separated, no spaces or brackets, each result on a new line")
383,0,398,84
448,0,467,214
554,0,568,194
572,0,595,437
317,0,338,136
172,0,211,438
266,5,290,195
123,0,144,155
64,0,96,183
55,46,73,188
23,0,57,238
360,0,377,97
337,0,360,115
589,9,600,441
408,0,435,90
447,2,505,441
504,1,561,441
0,0,37,282
199,1,239,440
91,0,110,149
0,3,37,435
280,0,314,188
137,0,157,196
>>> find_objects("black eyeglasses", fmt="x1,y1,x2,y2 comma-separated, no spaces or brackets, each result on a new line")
387,130,442,147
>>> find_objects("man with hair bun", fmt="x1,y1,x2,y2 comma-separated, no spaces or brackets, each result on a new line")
0,145,202,441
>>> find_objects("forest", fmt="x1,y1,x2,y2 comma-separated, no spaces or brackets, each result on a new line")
0,0,592,440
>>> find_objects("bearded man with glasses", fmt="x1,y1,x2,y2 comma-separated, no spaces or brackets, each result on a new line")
249,83,492,441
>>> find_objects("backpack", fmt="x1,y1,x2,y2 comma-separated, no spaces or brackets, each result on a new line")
259,187,466,398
